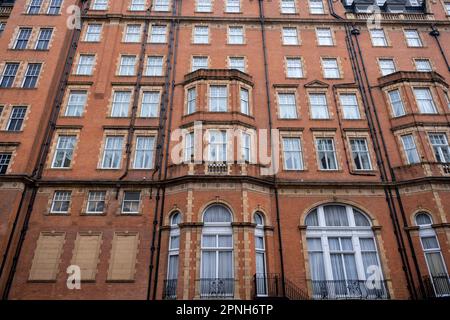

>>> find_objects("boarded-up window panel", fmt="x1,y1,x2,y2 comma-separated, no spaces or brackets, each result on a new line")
71,233,102,281
28,232,65,281
107,232,139,281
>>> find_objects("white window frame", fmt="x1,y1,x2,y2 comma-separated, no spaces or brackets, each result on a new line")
316,138,338,170
192,56,208,72
339,94,361,120
282,27,299,45
209,85,228,112
316,28,333,46
86,191,106,214
121,191,141,214
146,56,164,76
111,91,131,117
370,29,388,47
286,57,303,78
193,25,209,44
414,88,437,114
101,136,124,169
228,26,244,44
50,191,72,214
309,0,324,14
92,0,108,10
322,58,340,79
388,89,405,117
229,57,245,72
125,24,141,42
278,92,298,119
309,93,329,119
404,29,423,47
305,204,385,299
379,59,396,76
141,91,160,117
150,25,167,43
281,0,296,14
428,133,450,163
51,135,77,168
133,136,155,169
85,24,102,42
401,134,420,165
208,130,227,162
349,138,372,171
76,54,95,75
415,59,432,72
282,136,303,170
118,55,136,76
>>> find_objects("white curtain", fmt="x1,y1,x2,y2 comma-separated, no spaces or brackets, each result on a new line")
218,235,232,247
305,209,319,226
360,238,379,278
422,236,439,250
218,252,233,278
170,235,179,250
283,138,302,170
330,254,345,280
354,210,370,226
203,205,232,223
324,205,348,226
425,253,446,276
307,239,325,281
168,255,178,280
255,236,264,250
256,252,267,296
310,94,328,119
201,251,216,278
415,213,432,226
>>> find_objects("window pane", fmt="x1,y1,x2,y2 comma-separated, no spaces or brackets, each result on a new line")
324,205,348,226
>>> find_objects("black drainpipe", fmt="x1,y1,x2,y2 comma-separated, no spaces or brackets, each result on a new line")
152,0,180,300
1,0,89,299
147,0,179,300
118,3,153,181
429,26,450,72
351,27,425,299
328,0,419,299
258,0,286,298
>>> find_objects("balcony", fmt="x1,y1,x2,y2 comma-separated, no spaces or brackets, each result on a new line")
392,162,450,181
163,279,177,300
0,4,13,17
309,280,390,300
253,274,309,300
378,71,446,88
183,69,253,87
197,278,234,299
167,161,267,179
421,274,450,299
207,162,228,175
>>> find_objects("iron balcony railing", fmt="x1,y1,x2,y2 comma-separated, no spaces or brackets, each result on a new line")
207,162,228,174
197,278,234,299
421,274,450,299
163,279,177,300
253,274,309,300
309,280,390,300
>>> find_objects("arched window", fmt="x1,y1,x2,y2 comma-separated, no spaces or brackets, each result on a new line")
415,212,432,226
254,212,267,297
200,204,233,298
165,211,181,299
415,212,449,297
305,204,388,299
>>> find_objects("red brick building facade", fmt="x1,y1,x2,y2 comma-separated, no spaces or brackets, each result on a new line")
0,0,449,300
